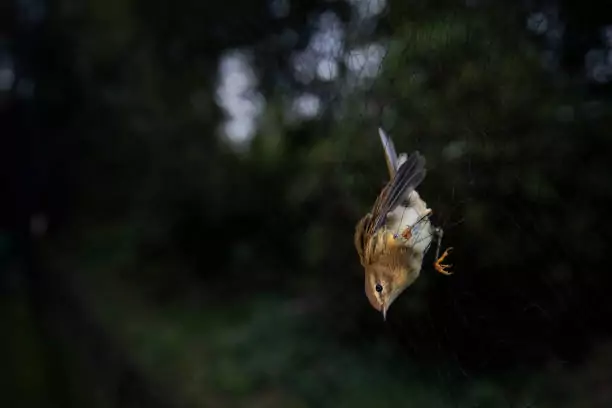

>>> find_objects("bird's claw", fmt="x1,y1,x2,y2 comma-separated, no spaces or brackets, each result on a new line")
434,247,453,275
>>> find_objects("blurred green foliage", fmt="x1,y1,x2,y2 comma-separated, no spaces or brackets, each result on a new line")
5,0,612,407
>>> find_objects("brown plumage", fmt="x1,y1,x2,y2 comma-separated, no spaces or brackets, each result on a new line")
354,128,453,320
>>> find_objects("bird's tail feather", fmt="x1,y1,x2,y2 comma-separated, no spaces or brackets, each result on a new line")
378,127,399,178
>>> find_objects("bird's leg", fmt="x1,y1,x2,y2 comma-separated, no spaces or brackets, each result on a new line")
433,226,443,261
432,226,453,275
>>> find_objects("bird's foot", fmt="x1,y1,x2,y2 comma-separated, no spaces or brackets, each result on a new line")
401,226,412,240
434,247,453,275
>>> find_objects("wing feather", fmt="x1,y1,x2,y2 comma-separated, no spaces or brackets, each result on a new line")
367,152,426,234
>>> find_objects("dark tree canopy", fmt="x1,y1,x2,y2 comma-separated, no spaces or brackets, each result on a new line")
2,0,612,407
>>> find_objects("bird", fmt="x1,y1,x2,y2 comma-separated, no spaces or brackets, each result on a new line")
354,127,453,320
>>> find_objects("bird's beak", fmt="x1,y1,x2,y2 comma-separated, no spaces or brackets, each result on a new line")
382,305,388,321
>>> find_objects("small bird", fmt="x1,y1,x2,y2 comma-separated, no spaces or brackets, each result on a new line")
354,128,452,320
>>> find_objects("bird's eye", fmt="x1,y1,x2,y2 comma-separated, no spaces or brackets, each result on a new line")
375,283,383,293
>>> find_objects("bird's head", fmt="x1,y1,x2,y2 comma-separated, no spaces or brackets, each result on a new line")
364,259,418,320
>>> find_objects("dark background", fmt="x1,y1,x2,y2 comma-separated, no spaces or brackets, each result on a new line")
2,0,612,407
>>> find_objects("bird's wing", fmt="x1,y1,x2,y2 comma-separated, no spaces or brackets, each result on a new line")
367,151,427,234
378,127,398,178
354,213,371,266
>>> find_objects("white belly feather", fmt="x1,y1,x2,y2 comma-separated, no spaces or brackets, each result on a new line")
384,190,434,255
